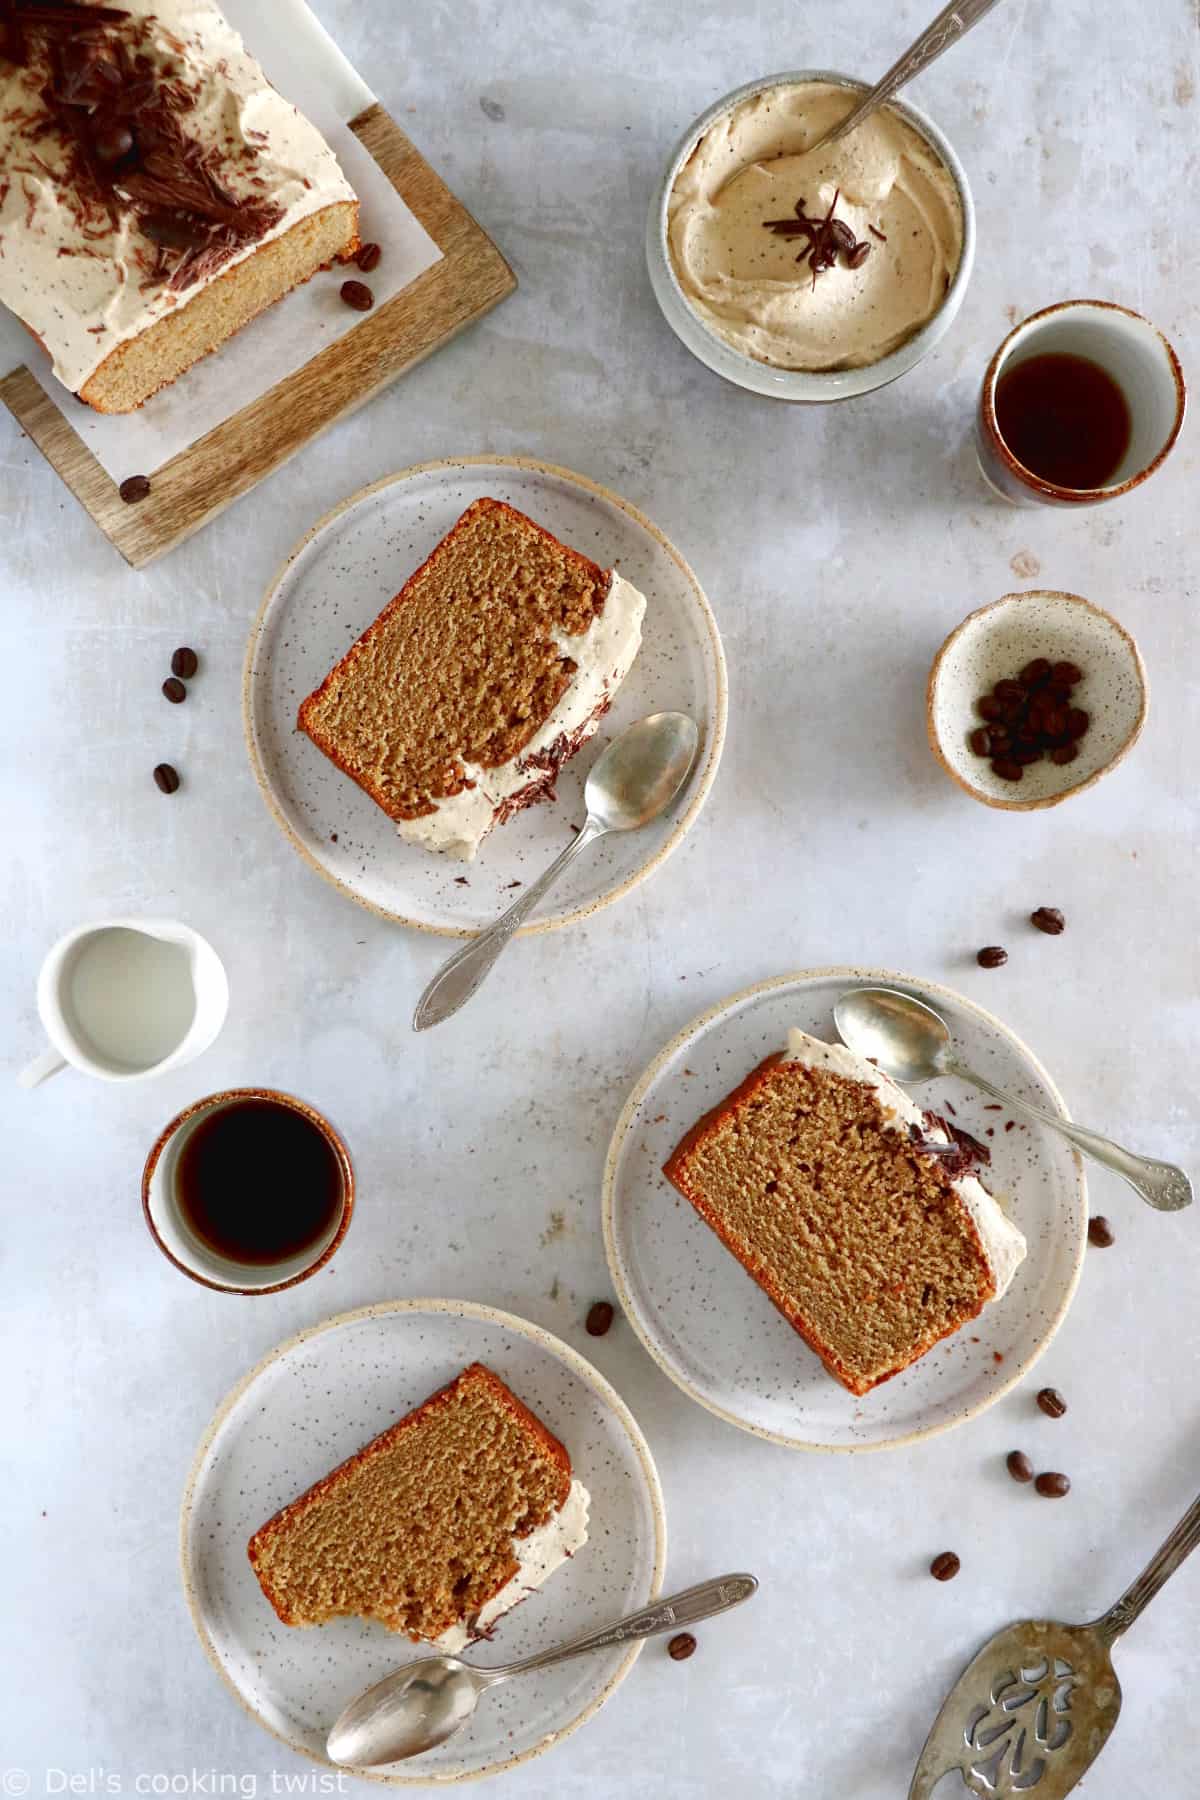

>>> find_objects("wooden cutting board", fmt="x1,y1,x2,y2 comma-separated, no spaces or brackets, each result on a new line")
0,106,515,568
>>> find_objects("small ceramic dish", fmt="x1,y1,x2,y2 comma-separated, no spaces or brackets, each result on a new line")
926,590,1148,811
645,70,975,402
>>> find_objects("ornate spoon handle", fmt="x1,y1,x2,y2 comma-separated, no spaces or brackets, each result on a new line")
945,1057,1193,1212
820,0,1005,147
1097,1492,1200,1642
479,1575,758,1683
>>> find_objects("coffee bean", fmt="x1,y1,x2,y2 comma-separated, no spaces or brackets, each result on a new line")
340,279,374,311
355,241,382,272
1013,745,1044,765
667,1633,697,1661
969,728,992,756
162,676,186,704
170,646,198,679
846,240,871,269
153,762,180,794
977,695,1003,723
1030,906,1066,935
930,1551,961,1582
992,758,1024,782
93,122,133,163
586,1301,614,1337
1050,743,1079,765
1006,1450,1034,1483
1035,1471,1071,1498
829,219,857,253
994,679,1027,703
1066,708,1090,739
1052,661,1082,686
1037,1386,1067,1418
1020,657,1052,685
1088,1214,1115,1247
119,474,151,504
977,946,1008,969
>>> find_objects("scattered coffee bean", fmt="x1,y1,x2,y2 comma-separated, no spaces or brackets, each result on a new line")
1052,661,1082,685
930,1551,961,1582
586,1301,614,1337
1006,1450,1035,1484
170,646,198,680
153,762,180,794
1020,657,1052,684
94,122,133,164
119,474,151,504
1088,1214,1115,1248
992,757,1024,782
340,279,374,311
355,241,382,273
1050,744,1078,765
977,946,1008,969
829,219,857,253
1035,1471,1071,1498
162,676,186,704
1030,906,1066,935
667,1633,697,1661
969,727,992,756
846,240,872,269
1037,1386,1067,1418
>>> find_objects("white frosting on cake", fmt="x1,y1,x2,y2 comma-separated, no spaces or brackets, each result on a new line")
397,571,647,860
0,0,356,394
431,1479,590,1654
781,1028,1027,1299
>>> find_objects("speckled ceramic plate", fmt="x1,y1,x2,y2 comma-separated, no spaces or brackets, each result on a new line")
603,970,1088,1452
243,458,726,937
180,1300,666,1783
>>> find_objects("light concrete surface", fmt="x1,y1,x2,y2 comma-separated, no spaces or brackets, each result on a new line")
3,2,1198,1795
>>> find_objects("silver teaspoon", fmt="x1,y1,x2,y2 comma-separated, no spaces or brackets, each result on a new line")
806,0,1006,155
413,711,699,1032
910,1488,1200,1797
834,986,1193,1212
327,1572,757,1768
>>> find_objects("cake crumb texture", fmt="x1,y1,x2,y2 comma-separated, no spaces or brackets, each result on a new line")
297,498,611,822
664,1056,996,1395
247,1362,572,1637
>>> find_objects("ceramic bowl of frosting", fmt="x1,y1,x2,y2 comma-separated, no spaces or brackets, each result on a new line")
926,591,1149,812
646,71,975,402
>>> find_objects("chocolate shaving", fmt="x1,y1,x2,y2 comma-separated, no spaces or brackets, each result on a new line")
762,188,871,286
909,1111,992,1180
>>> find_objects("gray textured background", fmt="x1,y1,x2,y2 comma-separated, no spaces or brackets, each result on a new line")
3,1,1198,1794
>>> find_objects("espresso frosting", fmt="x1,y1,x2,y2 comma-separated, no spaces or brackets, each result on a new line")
432,1479,590,1654
0,0,356,394
667,81,964,371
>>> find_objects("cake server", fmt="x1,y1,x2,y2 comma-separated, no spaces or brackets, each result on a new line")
806,0,1006,155
834,986,1193,1211
413,710,699,1031
327,1571,757,1767
909,1488,1200,1797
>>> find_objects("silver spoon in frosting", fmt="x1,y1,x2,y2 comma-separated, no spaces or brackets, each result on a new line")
413,711,699,1031
805,0,1006,155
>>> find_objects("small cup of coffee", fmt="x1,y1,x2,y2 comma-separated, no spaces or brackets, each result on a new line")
142,1089,353,1294
977,299,1185,507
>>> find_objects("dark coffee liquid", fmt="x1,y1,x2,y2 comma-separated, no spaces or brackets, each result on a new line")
995,352,1132,489
176,1098,343,1266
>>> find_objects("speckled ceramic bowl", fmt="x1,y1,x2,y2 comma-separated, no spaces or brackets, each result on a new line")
927,591,1148,812
646,70,976,402
180,1300,667,1783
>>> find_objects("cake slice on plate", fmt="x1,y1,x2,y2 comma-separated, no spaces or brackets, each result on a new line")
297,497,647,860
0,0,360,412
247,1363,589,1647
663,1029,1026,1396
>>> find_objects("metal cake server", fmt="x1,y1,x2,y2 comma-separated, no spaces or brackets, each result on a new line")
413,711,698,1031
328,1572,757,1767
909,1488,1200,1797
834,986,1193,1212
806,0,1006,155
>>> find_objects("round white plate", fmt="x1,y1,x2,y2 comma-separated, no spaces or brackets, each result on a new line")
180,1300,666,1784
243,457,726,937
603,970,1088,1452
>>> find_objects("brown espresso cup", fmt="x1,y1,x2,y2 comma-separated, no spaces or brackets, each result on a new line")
142,1087,354,1294
977,299,1185,507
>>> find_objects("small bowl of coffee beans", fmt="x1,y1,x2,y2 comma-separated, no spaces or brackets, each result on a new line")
925,590,1147,811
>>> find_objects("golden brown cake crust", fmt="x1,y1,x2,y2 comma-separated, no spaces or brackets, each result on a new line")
247,1362,571,1635
296,497,612,825
664,1054,996,1396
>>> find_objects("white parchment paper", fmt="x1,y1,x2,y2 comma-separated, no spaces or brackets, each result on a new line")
0,0,442,478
